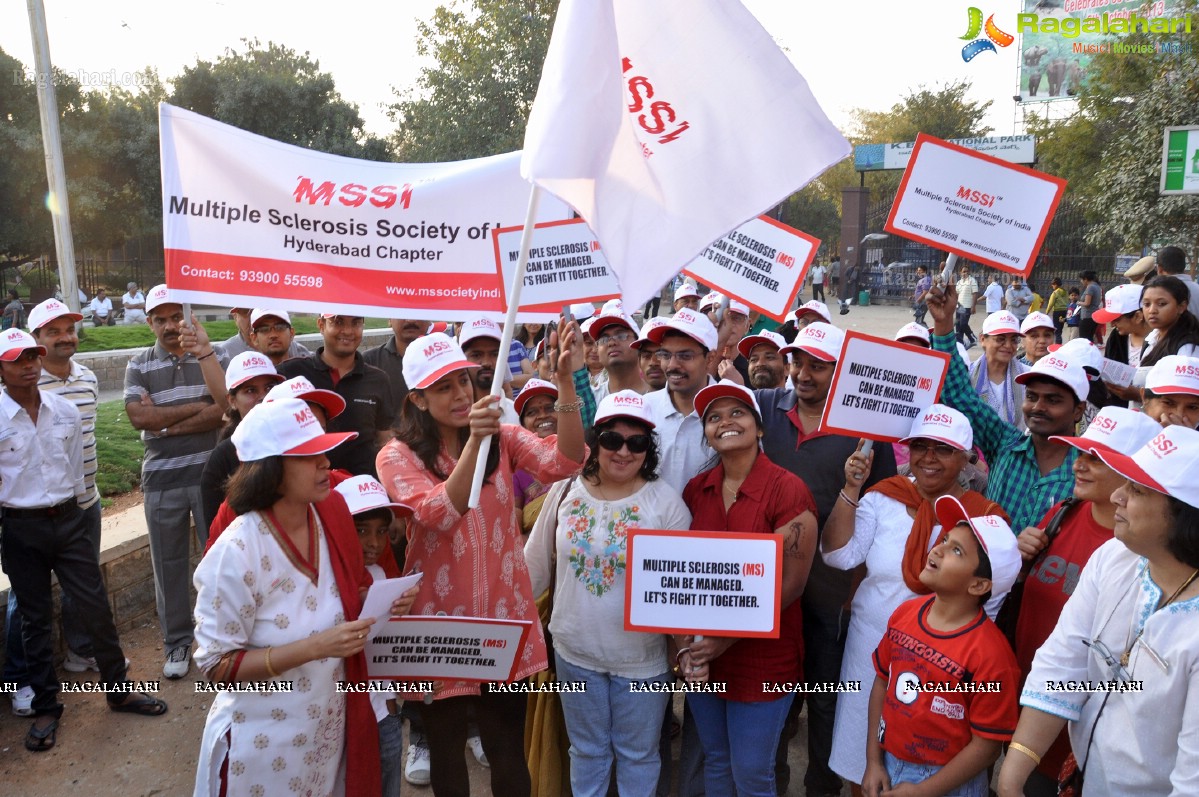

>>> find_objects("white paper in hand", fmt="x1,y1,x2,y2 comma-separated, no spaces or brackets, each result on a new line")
360,573,423,641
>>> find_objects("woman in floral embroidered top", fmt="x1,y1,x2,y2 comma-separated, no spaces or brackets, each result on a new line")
376,330,585,797
525,390,691,797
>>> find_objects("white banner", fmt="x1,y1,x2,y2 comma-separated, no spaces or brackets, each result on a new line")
885,133,1066,276
683,216,818,321
492,219,620,316
365,616,532,682
159,103,571,320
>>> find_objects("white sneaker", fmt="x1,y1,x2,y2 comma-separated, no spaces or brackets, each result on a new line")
10,685,34,716
63,650,132,673
163,644,191,679
467,734,489,767
405,734,431,786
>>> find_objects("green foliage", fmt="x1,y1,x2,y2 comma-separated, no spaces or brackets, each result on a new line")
94,399,144,501
73,316,385,353
850,80,995,144
389,0,558,161
1027,1,1199,251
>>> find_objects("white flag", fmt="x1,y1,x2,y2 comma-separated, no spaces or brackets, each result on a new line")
521,0,851,310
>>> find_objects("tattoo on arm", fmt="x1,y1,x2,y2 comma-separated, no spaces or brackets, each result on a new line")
784,521,807,559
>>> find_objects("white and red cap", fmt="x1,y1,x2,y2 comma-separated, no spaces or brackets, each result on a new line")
1047,337,1103,374
0,329,46,361
144,284,174,314
225,351,284,391
1014,353,1090,402
1092,283,1144,324
334,474,413,519
737,330,786,359
894,322,931,346
1096,425,1199,510
588,299,641,340
647,308,718,351
698,292,749,316
232,397,357,462
594,390,656,428
265,376,346,419
982,311,1022,337
1050,405,1162,458
694,379,762,421
427,321,450,335
1020,312,1054,334
403,332,479,390
514,377,559,416
673,283,699,303
631,316,671,350
458,315,503,347
781,322,844,363
899,404,972,451
793,300,832,324
250,308,291,327
28,298,82,329
568,302,597,321
933,495,1021,600
1145,355,1199,397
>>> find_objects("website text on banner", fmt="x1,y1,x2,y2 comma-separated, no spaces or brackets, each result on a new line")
624,530,781,638
159,103,572,320
520,0,850,310
884,133,1066,277
365,616,531,682
682,215,818,321
820,332,951,443
492,218,621,317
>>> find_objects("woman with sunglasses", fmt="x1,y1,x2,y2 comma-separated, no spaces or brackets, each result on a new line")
678,380,818,797
820,404,1004,792
998,424,1199,797
376,329,585,797
524,391,691,796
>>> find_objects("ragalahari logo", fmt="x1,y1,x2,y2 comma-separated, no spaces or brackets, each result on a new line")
960,7,1014,62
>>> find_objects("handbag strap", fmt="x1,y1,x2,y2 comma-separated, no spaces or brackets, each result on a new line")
1016,497,1079,583
546,475,579,607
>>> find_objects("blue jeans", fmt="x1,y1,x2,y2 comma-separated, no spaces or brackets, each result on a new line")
884,751,989,797
555,651,670,797
379,712,402,797
687,691,795,797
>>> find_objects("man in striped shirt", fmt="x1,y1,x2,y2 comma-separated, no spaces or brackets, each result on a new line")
124,285,227,679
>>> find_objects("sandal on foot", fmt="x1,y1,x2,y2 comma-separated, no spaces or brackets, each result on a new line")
25,718,58,752
108,694,168,716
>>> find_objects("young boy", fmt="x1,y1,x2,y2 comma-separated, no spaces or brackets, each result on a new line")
1141,355,1199,429
335,475,413,797
863,496,1021,797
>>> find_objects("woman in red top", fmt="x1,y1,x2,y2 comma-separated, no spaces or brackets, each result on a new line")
678,380,818,797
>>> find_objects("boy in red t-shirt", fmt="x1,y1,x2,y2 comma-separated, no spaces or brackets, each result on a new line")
863,496,1021,797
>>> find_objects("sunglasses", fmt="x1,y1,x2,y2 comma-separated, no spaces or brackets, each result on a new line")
908,440,960,457
597,430,651,454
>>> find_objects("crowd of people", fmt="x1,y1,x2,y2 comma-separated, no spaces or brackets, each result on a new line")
2,245,1199,797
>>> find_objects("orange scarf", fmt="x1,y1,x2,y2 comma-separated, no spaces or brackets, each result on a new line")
868,475,1007,594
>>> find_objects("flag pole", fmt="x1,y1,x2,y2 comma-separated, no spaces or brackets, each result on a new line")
468,185,542,509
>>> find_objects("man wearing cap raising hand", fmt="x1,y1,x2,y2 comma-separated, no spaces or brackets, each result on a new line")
753,322,897,797
588,300,648,400
927,286,1085,532
247,308,311,366
125,284,229,679
278,314,394,477
2,329,167,752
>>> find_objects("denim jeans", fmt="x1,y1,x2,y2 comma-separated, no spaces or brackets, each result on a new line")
378,712,402,797
687,691,795,797
555,651,670,797
884,751,989,797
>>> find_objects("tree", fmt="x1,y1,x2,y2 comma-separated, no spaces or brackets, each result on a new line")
1029,2,1199,252
389,0,557,162
170,40,390,161
0,46,55,263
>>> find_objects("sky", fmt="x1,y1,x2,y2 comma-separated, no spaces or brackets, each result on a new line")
0,0,1039,143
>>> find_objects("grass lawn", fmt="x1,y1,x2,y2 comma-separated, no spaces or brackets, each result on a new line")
75,317,388,353
94,399,145,504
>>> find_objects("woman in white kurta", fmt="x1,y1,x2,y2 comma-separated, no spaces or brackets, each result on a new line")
821,405,1004,787
998,425,1199,797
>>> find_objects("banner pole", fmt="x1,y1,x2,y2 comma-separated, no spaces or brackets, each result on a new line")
468,185,542,509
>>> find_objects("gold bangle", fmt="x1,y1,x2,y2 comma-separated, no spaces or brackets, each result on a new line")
1008,741,1041,766
554,401,583,413
264,647,280,679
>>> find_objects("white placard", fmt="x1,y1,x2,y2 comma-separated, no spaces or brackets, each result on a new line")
885,133,1066,276
491,218,620,316
360,573,423,642
625,530,781,637
365,616,532,682
1101,358,1136,388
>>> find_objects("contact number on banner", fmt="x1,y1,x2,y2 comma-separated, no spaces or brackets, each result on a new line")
762,681,863,694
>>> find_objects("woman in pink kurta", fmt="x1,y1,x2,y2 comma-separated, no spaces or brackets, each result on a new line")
376,329,585,797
